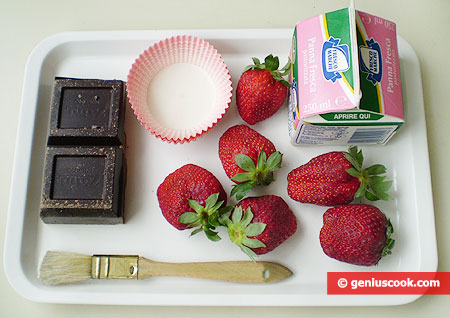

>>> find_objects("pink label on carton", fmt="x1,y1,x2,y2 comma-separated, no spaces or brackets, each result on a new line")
296,15,356,119
357,11,404,119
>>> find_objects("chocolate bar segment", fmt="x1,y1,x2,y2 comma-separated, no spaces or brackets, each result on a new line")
47,78,126,146
51,155,106,200
40,146,124,224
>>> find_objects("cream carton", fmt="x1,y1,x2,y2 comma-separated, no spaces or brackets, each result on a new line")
288,3,404,145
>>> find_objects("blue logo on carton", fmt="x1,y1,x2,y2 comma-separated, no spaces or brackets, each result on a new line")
289,79,298,120
359,38,383,85
322,37,350,83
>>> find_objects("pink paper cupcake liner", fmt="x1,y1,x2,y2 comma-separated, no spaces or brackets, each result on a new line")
127,35,233,144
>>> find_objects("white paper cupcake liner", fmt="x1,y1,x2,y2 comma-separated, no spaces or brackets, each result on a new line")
127,35,233,143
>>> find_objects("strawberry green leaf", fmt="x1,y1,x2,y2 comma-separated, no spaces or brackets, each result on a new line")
242,237,266,248
368,176,393,201
211,200,225,213
235,153,256,172
239,245,258,262
231,172,253,183
280,79,291,87
365,191,379,201
386,238,395,249
188,199,204,213
232,206,243,224
240,207,253,227
373,191,394,201
348,145,358,157
252,57,261,65
365,164,387,175
280,57,292,71
231,182,254,201
205,193,219,210
266,151,283,171
348,145,364,168
208,211,224,227
190,228,203,236
264,54,279,71
280,69,290,77
178,212,200,225
371,184,393,199
208,234,221,242
208,218,220,228
243,65,254,72
382,219,395,257
344,151,362,172
387,219,394,234
218,205,233,215
346,167,361,178
257,149,267,168
272,73,283,82
255,149,282,182
219,214,232,227
204,227,221,242
370,177,392,192
244,222,266,236
259,173,275,186
355,180,367,199
382,239,395,256
356,149,364,167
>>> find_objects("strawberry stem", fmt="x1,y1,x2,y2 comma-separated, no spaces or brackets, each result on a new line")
243,54,292,87
344,146,393,202
230,149,282,200
381,219,395,257
220,206,266,262
178,193,232,242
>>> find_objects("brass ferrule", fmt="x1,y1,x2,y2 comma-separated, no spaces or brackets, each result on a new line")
91,255,139,279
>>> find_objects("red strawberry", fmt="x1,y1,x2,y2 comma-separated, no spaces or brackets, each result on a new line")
218,125,282,200
236,55,290,125
157,164,229,241
319,204,394,266
220,195,297,260
287,146,393,206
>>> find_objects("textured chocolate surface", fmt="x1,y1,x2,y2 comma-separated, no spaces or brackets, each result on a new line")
40,146,124,224
51,155,106,200
47,77,126,146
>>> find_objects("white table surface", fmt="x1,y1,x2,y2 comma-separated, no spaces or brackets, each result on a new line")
1,0,449,316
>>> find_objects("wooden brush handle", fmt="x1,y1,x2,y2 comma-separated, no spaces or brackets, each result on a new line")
138,258,292,283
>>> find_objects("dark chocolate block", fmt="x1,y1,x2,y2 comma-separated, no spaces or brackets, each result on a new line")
47,78,126,146
40,146,125,224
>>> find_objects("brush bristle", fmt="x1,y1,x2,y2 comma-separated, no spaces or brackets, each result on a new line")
39,251,92,285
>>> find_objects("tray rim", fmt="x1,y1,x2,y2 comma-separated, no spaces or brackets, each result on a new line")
3,29,437,306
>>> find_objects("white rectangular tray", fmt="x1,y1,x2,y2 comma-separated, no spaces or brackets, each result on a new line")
4,29,437,306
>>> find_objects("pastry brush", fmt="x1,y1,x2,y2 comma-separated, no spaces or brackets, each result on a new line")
39,251,292,285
